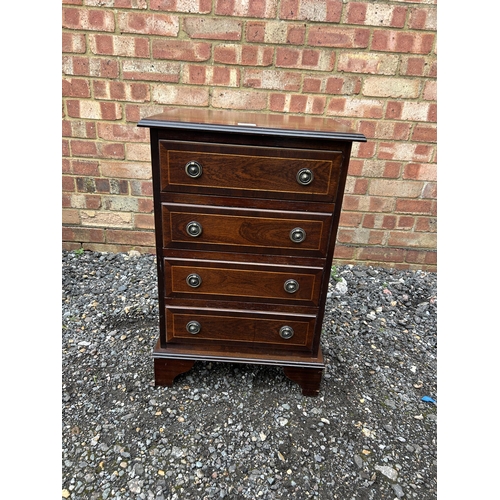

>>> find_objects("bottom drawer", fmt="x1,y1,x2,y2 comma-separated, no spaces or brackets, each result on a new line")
165,306,316,350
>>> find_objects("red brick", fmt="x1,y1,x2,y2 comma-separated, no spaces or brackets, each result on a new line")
341,194,361,211
358,246,405,263
100,143,126,159
63,56,120,78
340,212,363,227
89,34,149,58
247,21,306,44
243,69,301,91
114,0,148,7
280,0,342,22
322,76,361,95
96,124,147,143
151,85,209,106
214,44,274,66
408,7,437,30
152,40,211,61
412,124,437,143
130,180,154,196
346,159,363,176
397,216,415,229
383,162,402,178
101,161,151,180
106,229,155,246
68,122,93,139
211,89,267,110
269,94,326,114
184,17,242,40
385,101,403,120
326,97,384,119
347,3,407,27
332,244,356,261
66,100,122,120
395,199,433,215
308,26,370,48
63,175,75,192
415,217,437,232
346,2,366,23
422,183,437,200
151,0,212,13
138,198,154,213
337,52,399,75
353,178,368,194
276,47,335,71
356,142,376,159
62,8,115,31
369,196,396,213
372,30,435,54
182,65,240,87
62,32,86,53
62,78,91,98
403,163,436,181
93,81,150,102
388,231,436,249
118,12,179,36
134,213,155,230
122,60,180,82
62,227,106,244
71,140,98,157
70,159,100,176
216,0,278,18
269,94,326,115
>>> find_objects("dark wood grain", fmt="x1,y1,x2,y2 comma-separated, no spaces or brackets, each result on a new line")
159,141,343,202
162,203,332,257
164,258,323,306
165,306,316,349
138,107,367,142
140,108,366,395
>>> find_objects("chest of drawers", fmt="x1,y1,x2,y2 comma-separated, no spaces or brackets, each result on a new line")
138,108,366,396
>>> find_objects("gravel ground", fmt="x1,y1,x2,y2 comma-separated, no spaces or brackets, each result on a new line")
62,250,437,500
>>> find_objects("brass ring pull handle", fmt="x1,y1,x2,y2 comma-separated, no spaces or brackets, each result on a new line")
186,273,202,288
284,279,299,294
290,227,306,243
296,168,314,186
279,326,294,339
186,221,202,237
186,320,201,335
185,161,203,178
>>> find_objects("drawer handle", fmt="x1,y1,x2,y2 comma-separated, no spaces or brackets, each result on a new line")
186,221,203,237
186,273,202,288
290,227,306,243
296,168,314,186
279,326,295,340
186,320,201,335
284,279,299,293
185,161,203,178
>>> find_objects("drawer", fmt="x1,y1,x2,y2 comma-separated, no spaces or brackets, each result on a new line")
165,306,316,349
162,203,332,257
159,141,343,202
164,258,324,306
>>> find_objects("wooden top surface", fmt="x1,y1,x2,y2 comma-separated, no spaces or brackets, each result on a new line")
138,108,366,142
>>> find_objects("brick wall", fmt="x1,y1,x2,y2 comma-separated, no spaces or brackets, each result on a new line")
62,0,437,271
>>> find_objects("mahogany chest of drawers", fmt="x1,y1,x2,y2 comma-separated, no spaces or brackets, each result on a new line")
138,108,366,396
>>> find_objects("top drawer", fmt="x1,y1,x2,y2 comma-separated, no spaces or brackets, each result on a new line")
159,141,344,202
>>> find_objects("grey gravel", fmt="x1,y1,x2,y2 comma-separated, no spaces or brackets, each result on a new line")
62,250,437,499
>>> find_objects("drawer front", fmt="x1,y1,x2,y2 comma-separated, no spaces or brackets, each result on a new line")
165,307,316,349
159,141,343,202
164,259,324,306
162,204,332,256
